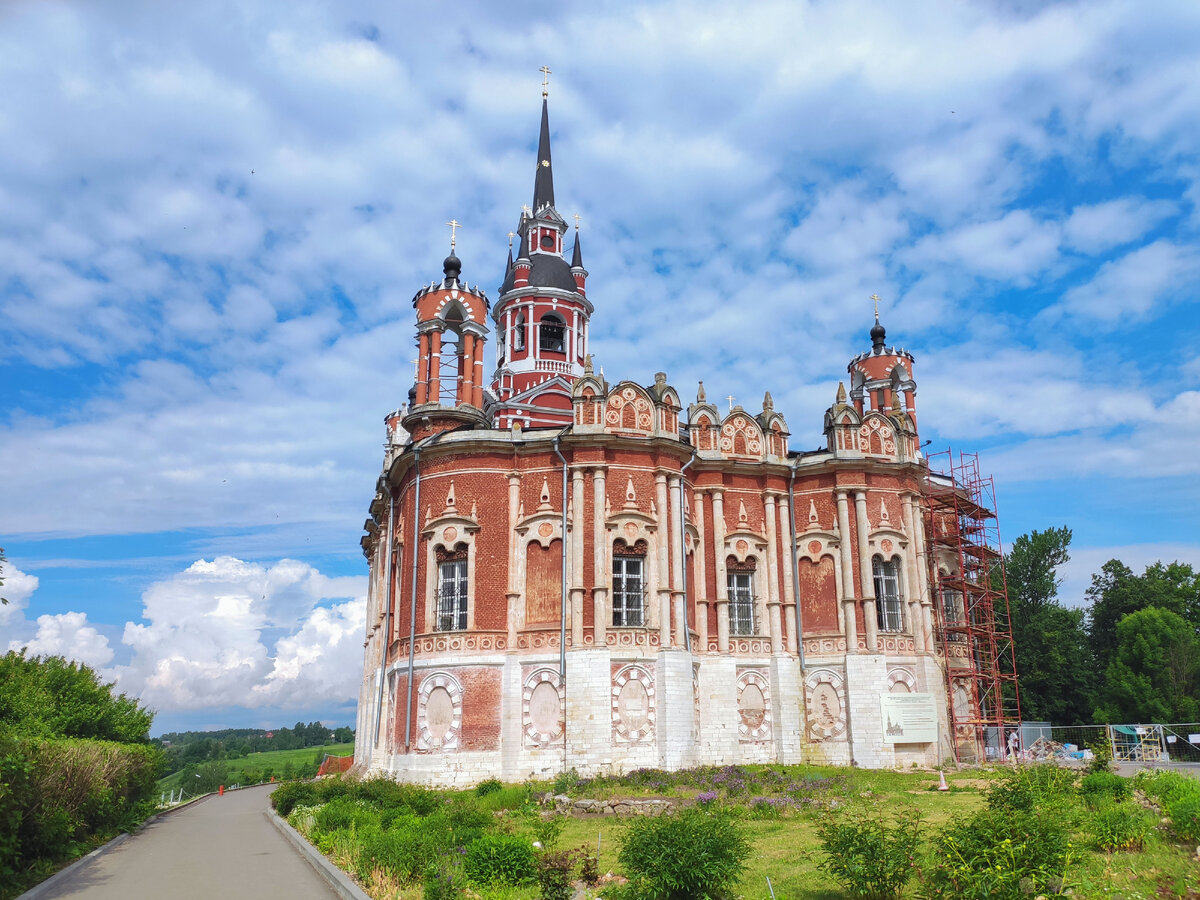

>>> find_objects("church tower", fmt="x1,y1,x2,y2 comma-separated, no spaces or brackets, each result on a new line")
402,243,491,442
491,85,592,429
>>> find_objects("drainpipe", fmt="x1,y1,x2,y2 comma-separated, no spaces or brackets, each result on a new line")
679,449,697,653
403,446,423,751
373,483,397,748
787,459,807,671
551,431,570,682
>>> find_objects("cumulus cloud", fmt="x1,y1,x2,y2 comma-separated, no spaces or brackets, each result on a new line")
1063,198,1176,254
1056,240,1200,322
14,612,114,669
116,556,365,712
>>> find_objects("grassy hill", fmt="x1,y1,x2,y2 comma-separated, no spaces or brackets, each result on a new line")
157,742,354,793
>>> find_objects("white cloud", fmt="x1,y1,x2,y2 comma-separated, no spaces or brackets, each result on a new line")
1057,542,1200,609
1063,198,1176,254
1057,240,1200,321
116,556,366,712
0,564,39,629
13,611,114,669
904,210,1062,283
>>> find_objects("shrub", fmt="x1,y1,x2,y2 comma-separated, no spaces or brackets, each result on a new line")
314,797,381,835
815,807,921,899
463,833,537,885
356,818,444,883
475,778,503,797
985,764,1077,813
533,811,567,849
1135,771,1200,843
577,846,600,885
446,798,493,847
423,857,466,900
1088,802,1153,852
1164,792,1200,843
1080,771,1131,807
1085,736,1114,774
617,806,751,900
535,849,577,900
923,806,1073,899
356,777,440,815
271,781,318,817
552,768,582,795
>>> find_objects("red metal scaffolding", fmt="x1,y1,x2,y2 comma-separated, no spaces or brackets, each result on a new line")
924,449,1021,762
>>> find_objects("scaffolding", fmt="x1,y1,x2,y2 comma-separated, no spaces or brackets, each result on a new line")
924,449,1021,763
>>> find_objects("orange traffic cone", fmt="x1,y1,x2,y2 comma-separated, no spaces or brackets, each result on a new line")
219,785,224,796
937,771,950,791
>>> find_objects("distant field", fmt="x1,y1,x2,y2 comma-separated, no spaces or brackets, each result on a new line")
157,742,354,792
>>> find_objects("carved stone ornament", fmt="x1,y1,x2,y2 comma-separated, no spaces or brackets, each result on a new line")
523,667,564,746
417,671,463,751
736,669,772,741
612,665,655,742
804,668,847,741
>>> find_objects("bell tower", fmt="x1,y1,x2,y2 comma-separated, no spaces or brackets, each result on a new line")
491,80,593,429
403,236,491,442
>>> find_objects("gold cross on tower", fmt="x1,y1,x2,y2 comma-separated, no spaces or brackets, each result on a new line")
521,204,531,218
446,219,461,251
573,213,581,230
507,231,515,249
726,394,736,413
870,293,881,321
540,65,552,98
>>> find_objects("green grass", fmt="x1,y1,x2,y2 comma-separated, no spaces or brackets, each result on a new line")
156,742,354,792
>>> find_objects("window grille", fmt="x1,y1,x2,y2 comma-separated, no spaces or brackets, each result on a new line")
437,558,468,631
539,315,566,353
612,555,645,627
873,557,904,632
513,314,526,351
728,571,756,636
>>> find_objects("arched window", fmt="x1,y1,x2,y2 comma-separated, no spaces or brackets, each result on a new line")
539,314,566,353
513,313,526,351
612,540,647,626
873,556,904,632
436,544,469,631
727,557,757,636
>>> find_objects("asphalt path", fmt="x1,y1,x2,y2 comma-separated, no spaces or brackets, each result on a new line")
32,784,339,900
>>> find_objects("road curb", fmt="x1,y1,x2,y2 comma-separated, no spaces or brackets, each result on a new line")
266,806,372,900
15,794,214,900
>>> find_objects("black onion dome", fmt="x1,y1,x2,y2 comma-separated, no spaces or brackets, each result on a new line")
443,253,462,281
871,319,886,351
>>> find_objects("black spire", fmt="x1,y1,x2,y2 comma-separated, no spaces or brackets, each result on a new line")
532,98,555,213
571,229,583,268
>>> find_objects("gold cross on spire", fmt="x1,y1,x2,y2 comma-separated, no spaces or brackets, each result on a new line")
507,231,515,249
726,394,736,413
870,293,881,321
521,204,531,218
573,212,581,230
446,219,461,250
539,65,552,98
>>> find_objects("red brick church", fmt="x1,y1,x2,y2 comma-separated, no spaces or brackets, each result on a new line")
354,89,1016,785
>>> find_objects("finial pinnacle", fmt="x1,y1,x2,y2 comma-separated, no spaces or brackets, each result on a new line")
573,212,581,230
871,292,881,322
446,218,461,251
507,231,515,249
539,65,552,98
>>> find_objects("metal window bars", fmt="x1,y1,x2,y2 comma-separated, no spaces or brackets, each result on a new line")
728,572,756,636
436,559,468,631
612,556,645,627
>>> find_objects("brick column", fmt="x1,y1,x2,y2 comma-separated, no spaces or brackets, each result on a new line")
655,472,672,647
694,489,708,652
854,491,879,652
835,491,858,653
571,467,586,646
777,494,797,653
506,473,521,647
592,467,608,646
428,329,442,404
712,489,729,653
415,333,430,405
764,493,783,655
901,494,926,653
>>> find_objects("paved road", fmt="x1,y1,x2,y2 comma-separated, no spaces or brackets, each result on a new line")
34,784,339,900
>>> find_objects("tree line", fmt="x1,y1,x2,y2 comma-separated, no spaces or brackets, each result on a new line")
1000,526,1199,725
156,722,354,775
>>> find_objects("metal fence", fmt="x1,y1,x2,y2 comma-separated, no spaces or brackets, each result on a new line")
995,722,1200,765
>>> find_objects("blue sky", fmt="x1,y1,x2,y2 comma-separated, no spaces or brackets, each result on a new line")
1,0,1198,735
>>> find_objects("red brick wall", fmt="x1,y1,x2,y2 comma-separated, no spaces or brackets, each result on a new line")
798,556,839,633
526,539,563,624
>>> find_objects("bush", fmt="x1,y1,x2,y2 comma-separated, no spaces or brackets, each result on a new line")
535,849,577,900
271,781,318,817
356,817,445,883
1088,802,1153,852
923,806,1073,899
532,811,567,849
617,806,751,900
985,764,1077,813
1136,771,1200,843
423,858,466,900
314,797,381,834
463,833,537,885
477,783,532,813
1164,792,1200,843
446,798,493,847
552,768,582,795
356,777,440,816
475,778,503,797
815,807,921,898
1080,771,1131,807
0,733,161,880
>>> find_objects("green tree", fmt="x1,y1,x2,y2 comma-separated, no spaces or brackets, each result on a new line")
0,650,153,742
1000,527,1093,723
1096,607,1199,723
